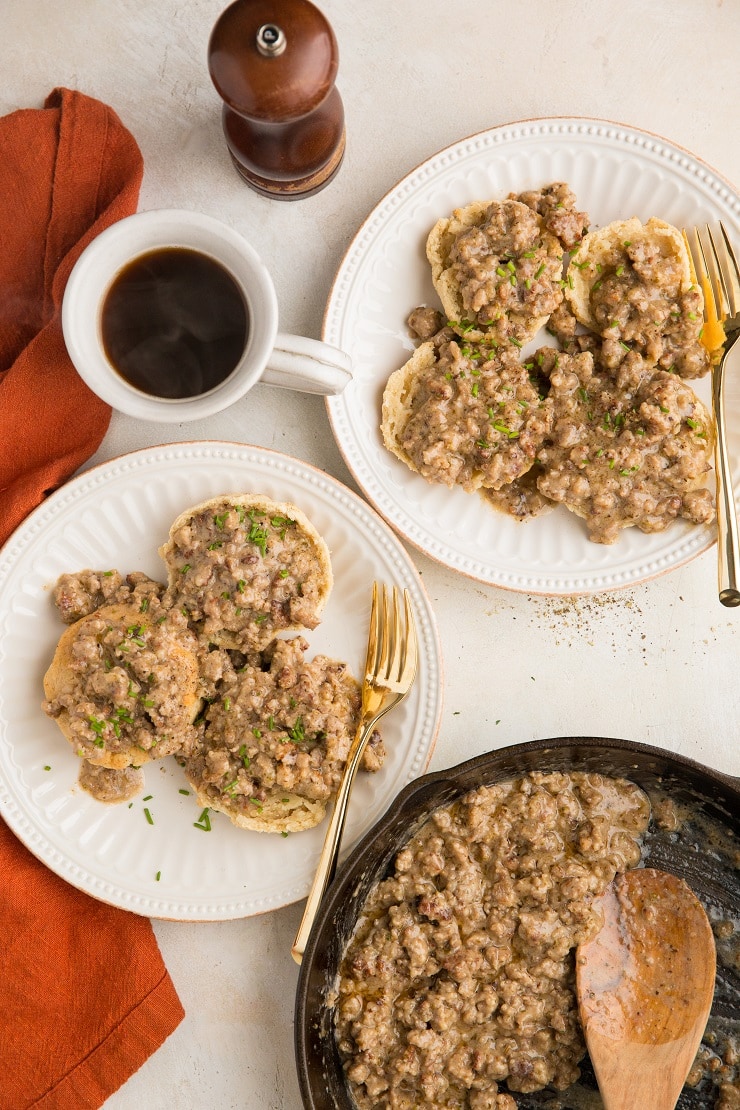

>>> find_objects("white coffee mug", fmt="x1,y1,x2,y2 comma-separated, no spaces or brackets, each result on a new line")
61,208,352,422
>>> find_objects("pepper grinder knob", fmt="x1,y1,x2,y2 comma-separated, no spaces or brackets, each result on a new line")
208,0,346,199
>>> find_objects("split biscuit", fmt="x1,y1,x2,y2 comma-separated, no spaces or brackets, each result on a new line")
159,493,333,652
184,637,384,834
43,602,201,768
565,216,693,330
381,338,553,493
426,197,565,344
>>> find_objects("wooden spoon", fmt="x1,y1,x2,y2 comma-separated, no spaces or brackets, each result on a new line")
576,868,716,1110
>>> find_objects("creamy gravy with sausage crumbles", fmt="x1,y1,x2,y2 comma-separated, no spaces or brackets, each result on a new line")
161,498,330,651
387,188,717,544
78,760,145,803
536,351,715,545
447,199,565,346
43,602,201,767
52,569,166,624
431,184,589,349
185,635,383,828
396,340,553,493
569,227,710,380
42,494,382,830
335,772,650,1109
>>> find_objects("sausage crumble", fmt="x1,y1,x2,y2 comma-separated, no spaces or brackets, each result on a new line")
335,771,650,1108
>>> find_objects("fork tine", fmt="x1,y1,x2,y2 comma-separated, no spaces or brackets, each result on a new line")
684,226,714,315
376,583,391,680
400,589,418,686
364,581,380,679
718,222,740,317
387,586,402,682
684,226,726,355
697,226,725,320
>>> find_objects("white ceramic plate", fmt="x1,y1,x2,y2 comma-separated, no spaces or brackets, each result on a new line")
324,117,740,594
0,442,443,920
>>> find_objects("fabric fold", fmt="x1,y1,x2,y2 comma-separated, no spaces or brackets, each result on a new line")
0,87,143,549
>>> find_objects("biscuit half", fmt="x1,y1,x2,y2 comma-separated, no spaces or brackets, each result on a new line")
380,340,437,477
426,199,563,343
190,785,327,835
159,493,333,651
43,602,201,768
565,216,693,330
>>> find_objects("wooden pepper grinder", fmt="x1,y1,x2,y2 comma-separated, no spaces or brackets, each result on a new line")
208,0,345,199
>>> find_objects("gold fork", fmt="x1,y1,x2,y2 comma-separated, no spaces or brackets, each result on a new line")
684,222,740,607
291,581,418,964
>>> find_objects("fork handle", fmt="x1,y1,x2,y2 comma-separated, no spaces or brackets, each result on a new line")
713,351,740,607
291,711,382,964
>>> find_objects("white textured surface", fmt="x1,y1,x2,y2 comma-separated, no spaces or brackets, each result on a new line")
3,1,740,1107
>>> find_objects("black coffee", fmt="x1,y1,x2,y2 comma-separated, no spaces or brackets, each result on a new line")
101,247,249,399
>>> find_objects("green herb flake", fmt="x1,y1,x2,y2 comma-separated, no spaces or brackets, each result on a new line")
288,716,306,743
144,808,154,825
194,808,212,831
492,421,519,440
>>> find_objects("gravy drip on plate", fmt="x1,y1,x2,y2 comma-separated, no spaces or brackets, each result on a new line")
78,761,145,803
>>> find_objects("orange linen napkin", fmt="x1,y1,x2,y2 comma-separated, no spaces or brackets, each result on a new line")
0,88,184,1110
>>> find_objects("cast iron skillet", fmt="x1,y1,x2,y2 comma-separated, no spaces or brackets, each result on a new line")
294,736,740,1109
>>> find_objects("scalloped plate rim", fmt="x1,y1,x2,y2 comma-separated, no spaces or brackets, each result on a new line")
0,441,443,920
324,116,740,594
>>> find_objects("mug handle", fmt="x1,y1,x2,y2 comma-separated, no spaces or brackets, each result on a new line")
260,332,352,395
